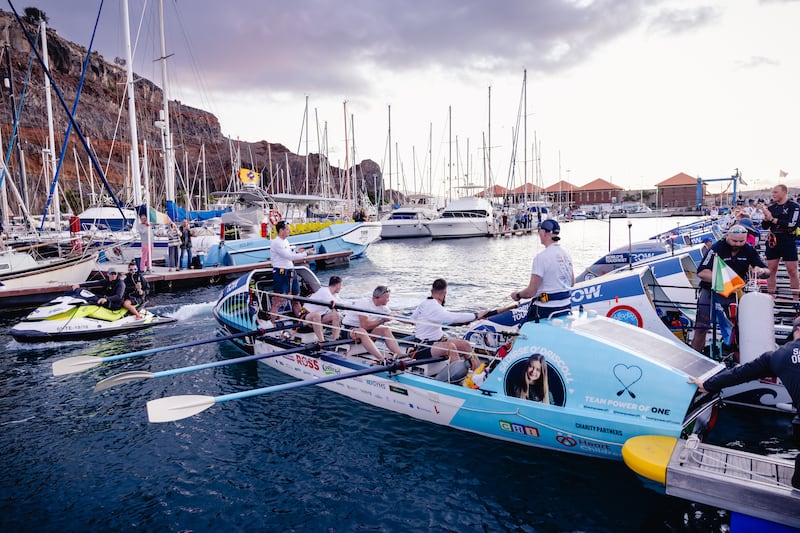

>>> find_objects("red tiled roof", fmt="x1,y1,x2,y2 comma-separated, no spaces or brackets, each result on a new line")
510,182,542,194
476,184,509,197
656,172,698,187
578,178,623,191
544,180,578,193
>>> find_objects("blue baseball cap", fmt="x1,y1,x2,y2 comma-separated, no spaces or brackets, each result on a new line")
538,219,560,234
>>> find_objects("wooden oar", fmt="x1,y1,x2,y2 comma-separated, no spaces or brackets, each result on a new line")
147,356,446,423
94,338,352,391
270,292,518,328
52,323,296,376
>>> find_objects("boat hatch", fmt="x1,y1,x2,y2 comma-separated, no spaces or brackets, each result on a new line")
572,319,721,377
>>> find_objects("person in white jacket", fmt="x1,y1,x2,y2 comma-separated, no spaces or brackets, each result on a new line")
411,278,487,382
269,221,308,319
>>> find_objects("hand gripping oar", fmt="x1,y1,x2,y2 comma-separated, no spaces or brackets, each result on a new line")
94,338,352,391
52,323,296,376
147,355,446,423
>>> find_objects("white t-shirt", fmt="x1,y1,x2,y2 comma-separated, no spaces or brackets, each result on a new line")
270,236,307,269
304,286,341,314
342,297,390,328
411,297,475,342
531,243,573,307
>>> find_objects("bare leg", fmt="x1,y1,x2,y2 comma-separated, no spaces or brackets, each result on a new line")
123,299,142,318
349,328,386,361
766,258,780,295
322,312,341,340
785,260,800,303
370,325,403,356
306,311,325,342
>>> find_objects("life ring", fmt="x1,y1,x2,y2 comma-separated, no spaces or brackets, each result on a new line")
269,210,282,225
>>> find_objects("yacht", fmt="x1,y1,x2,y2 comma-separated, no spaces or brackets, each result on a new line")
380,194,439,239
425,197,494,239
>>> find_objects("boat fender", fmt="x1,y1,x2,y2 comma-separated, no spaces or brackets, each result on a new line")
269,210,283,225
738,292,776,364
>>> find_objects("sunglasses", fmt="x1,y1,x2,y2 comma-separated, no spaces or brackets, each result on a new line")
374,287,391,297
728,228,748,234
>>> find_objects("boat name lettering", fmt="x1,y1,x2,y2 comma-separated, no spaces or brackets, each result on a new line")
364,379,387,390
570,284,602,303
605,254,627,263
584,395,672,415
499,419,540,438
294,354,319,371
575,422,623,436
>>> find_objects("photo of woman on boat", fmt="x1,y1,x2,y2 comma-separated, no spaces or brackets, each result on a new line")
510,353,554,404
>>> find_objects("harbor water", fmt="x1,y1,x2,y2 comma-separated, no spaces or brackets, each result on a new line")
1,217,795,531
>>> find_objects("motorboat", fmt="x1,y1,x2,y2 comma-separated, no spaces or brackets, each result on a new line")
9,290,176,342
0,250,98,290
380,195,438,239
425,197,494,239
201,266,722,461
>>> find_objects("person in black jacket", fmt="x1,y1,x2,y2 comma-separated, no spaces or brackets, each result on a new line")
689,317,800,489
760,184,800,303
124,260,149,309
72,268,142,319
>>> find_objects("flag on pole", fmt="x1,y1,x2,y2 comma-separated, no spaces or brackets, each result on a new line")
238,168,259,184
779,169,788,178
711,255,745,297
713,302,734,345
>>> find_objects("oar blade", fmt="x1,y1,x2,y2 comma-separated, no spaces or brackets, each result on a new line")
52,355,103,376
147,394,215,423
94,371,156,392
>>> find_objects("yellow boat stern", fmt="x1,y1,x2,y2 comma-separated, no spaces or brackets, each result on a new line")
622,435,678,486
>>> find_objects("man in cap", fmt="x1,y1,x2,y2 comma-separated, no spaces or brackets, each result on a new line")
71,267,142,319
689,316,800,489
510,218,574,322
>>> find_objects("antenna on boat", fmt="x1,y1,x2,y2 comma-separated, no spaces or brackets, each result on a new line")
627,221,633,270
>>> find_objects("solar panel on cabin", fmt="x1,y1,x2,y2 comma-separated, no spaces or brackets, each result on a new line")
573,319,720,377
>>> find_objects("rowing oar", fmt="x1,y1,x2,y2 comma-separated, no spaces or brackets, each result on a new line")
94,338,352,391
147,355,446,423
52,323,297,376
269,292,518,327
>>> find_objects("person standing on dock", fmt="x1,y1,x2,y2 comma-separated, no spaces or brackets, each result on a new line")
760,184,800,305
269,220,308,319
179,220,193,270
135,212,153,273
166,222,181,272
511,219,574,322
690,225,768,354
689,316,800,489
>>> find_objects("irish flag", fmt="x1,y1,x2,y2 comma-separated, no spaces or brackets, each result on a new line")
712,255,745,297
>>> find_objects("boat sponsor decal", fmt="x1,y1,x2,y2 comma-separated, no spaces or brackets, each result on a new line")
503,344,574,385
606,305,643,327
574,422,623,437
321,363,340,376
601,252,658,265
556,434,616,456
389,385,408,395
294,354,320,371
499,419,540,438
364,378,387,390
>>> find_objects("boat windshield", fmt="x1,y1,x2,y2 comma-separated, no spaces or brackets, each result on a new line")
441,210,488,218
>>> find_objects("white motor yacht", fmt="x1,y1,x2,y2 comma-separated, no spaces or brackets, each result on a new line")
425,197,494,239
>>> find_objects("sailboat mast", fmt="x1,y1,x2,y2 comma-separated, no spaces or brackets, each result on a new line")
343,101,350,217
387,104,392,208
158,0,175,216
121,0,142,206
40,20,60,228
523,69,527,206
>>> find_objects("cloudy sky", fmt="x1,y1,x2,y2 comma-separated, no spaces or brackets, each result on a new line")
17,0,800,196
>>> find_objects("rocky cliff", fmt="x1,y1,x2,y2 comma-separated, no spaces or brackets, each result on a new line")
0,8,382,215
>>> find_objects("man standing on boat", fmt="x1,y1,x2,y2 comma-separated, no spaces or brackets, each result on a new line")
511,219,574,322
760,184,800,305
689,316,800,489
690,224,769,354
269,220,308,319
410,278,487,381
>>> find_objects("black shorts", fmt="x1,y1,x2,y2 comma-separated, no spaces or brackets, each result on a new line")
765,235,798,262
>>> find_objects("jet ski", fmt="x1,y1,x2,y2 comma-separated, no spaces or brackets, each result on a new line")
9,289,177,342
